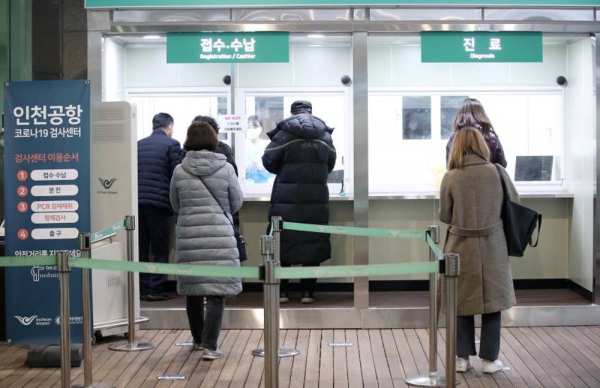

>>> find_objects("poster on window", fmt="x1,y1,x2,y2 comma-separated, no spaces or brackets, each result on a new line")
441,96,468,140
402,96,431,140
3,80,90,344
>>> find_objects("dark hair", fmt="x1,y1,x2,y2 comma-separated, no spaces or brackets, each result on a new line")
152,112,174,131
184,121,218,152
192,115,220,134
248,115,262,128
453,98,496,136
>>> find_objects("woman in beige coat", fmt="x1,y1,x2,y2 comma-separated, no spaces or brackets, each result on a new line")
440,126,519,374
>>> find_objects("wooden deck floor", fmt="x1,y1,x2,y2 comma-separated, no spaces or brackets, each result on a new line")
3,326,600,387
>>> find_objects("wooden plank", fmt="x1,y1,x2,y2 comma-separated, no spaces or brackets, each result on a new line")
320,330,334,384
153,331,194,387
524,327,598,387
357,329,378,386
332,330,348,384
98,330,162,386
278,330,299,388
380,329,408,388
198,329,239,388
139,330,192,387
304,330,322,386
0,345,29,385
502,328,557,387
228,329,263,388
213,329,251,388
391,329,419,381
183,329,229,388
437,328,477,388
508,328,574,387
345,330,362,383
369,329,393,388
289,330,310,388
243,330,265,388
543,327,600,382
490,329,540,388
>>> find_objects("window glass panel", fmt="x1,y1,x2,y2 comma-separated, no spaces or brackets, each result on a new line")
369,92,564,193
243,92,347,194
127,94,224,146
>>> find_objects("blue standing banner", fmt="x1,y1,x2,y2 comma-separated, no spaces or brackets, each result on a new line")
3,80,91,344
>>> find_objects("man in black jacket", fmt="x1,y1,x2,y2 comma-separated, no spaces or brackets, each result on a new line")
262,101,337,303
137,113,182,301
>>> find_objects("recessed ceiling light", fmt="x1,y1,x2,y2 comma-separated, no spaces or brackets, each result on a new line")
143,35,161,40
307,34,325,39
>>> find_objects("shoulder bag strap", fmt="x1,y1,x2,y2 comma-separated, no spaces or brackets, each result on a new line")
198,174,234,228
494,164,509,201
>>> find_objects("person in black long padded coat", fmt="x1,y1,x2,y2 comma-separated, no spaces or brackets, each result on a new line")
262,100,337,304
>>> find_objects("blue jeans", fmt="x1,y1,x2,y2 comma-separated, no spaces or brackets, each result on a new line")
186,296,225,351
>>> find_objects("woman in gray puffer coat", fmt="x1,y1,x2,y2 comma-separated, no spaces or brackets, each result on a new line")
170,121,243,361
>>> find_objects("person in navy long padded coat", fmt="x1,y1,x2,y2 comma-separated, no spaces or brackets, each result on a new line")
445,98,507,168
262,100,336,304
137,112,183,301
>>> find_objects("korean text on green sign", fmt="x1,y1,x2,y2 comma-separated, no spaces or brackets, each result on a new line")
167,32,290,64
421,31,543,63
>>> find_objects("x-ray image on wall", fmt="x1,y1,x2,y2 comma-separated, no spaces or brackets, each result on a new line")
441,96,468,140
402,96,431,140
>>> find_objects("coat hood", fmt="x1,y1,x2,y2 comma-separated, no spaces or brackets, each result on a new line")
267,114,333,140
181,150,227,177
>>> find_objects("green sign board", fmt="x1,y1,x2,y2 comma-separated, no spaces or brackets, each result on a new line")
167,32,289,63
421,31,543,63
85,0,600,8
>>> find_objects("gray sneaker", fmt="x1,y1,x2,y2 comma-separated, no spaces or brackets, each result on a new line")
202,349,223,360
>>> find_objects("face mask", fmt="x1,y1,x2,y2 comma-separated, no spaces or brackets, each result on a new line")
247,126,262,140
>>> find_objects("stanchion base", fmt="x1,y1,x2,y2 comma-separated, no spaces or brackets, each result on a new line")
406,375,461,387
251,348,300,358
72,384,116,388
108,342,155,352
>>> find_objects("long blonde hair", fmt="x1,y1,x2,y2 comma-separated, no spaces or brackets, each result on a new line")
448,126,490,170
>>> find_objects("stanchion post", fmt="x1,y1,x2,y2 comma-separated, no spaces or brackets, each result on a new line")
57,251,71,388
263,234,279,388
251,217,299,363
445,253,461,388
109,215,154,352
73,233,115,388
407,225,449,387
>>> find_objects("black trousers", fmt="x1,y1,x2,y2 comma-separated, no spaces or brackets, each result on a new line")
185,296,225,351
457,311,502,361
138,205,172,295
280,263,319,295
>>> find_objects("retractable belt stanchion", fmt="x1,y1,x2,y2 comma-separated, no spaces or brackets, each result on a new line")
444,253,461,388
109,215,154,352
73,233,114,388
407,225,450,387
252,216,300,363
57,251,72,388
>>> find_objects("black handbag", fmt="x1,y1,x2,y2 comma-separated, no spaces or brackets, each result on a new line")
495,164,542,257
198,176,248,262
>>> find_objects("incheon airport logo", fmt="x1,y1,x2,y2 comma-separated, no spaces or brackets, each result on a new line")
14,315,37,326
98,178,117,190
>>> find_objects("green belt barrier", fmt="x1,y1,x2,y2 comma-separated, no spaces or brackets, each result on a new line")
91,220,126,243
69,257,261,279
426,234,444,260
276,262,438,280
283,221,426,239
0,256,57,267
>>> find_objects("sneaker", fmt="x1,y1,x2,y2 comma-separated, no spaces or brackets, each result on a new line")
300,292,314,304
146,293,172,301
456,357,472,373
193,342,203,350
482,359,505,374
202,349,223,360
280,292,289,303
